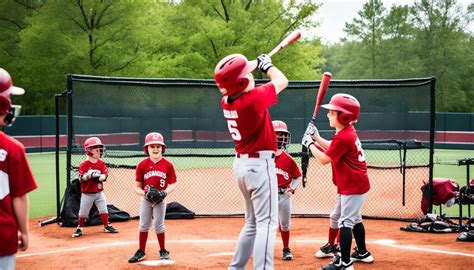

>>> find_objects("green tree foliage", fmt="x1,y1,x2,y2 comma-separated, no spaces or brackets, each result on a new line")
4,0,323,114
343,0,386,78
324,0,473,112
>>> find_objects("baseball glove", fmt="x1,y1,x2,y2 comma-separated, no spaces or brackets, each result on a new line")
144,184,167,204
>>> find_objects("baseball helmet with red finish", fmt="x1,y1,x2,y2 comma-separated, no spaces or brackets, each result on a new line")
321,93,360,125
214,54,256,96
144,132,166,154
0,68,25,126
84,137,105,157
272,120,291,150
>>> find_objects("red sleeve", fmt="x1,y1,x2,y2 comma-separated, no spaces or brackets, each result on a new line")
167,162,177,184
78,161,88,175
325,137,347,164
253,82,277,109
291,158,302,179
8,144,37,197
135,161,144,183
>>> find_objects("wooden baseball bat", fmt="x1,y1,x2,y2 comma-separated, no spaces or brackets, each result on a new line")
301,72,332,187
268,30,302,57
311,72,332,123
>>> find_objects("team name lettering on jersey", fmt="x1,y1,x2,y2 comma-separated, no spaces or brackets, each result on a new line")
223,109,238,119
144,170,167,180
276,168,289,180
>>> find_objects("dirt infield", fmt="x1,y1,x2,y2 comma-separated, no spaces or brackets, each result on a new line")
19,217,473,269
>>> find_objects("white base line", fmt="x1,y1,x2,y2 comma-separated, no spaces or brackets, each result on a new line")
17,238,474,259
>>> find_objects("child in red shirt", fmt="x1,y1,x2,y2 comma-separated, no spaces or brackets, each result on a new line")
302,94,374,270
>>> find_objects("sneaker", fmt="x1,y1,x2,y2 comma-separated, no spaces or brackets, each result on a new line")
315,243,339,258
322,254,354,270
160,249,170,260
104,225,119,233
350,247,374,263
128,249,146,263
283,247,293,260
72,227,83,238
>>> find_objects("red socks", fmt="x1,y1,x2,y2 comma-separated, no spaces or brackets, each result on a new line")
100,213,109,226
139,231,148,251
328,227,340,245
78,217,86,227
157,232,165,250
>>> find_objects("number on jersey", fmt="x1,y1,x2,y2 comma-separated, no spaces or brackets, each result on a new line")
227,120,242,141
355,138,366,162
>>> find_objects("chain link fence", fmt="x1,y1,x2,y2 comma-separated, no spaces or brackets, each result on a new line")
62,75,435,221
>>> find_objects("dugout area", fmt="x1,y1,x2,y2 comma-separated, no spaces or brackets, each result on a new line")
53,75,436,221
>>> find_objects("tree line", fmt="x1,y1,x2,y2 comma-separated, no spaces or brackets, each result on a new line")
0,0,472,114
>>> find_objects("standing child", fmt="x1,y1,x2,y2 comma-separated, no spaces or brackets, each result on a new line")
302,93,374,270
273,120,302,261
0,68,37,270
214,53,288,270
128,132,177,263
72,137,118,237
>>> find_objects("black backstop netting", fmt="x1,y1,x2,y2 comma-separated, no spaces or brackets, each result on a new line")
63,75,435,220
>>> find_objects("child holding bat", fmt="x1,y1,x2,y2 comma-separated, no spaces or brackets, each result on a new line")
302,93,374,270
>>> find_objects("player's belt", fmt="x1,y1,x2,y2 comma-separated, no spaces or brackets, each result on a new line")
278,187,287,194
236,152,275,159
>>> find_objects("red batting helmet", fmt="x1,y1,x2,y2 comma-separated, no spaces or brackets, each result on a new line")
84,137,105,157
0,68,25,126
214,54,256,96
144,132,166,154
321,93,360,125
272,120,291,150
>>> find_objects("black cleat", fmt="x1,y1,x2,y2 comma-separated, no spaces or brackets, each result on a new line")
283,247,293,260
72,227,83,238
315,242,339,258
321,254,354,270
104,225,119,233
128,249,146,263
350,247,374,263
160,249,170,260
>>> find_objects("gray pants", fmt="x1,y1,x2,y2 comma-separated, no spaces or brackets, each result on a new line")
139,197,166,233
0,254,15,270
330,193,368,229
78,191,108,217
278,194,291,231
229,151,278,270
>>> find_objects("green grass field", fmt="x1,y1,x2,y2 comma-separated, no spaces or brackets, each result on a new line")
27,149,474,219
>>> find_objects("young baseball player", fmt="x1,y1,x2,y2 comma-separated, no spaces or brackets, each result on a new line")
128,132,177,263
0,68,37,270
72,137,118,237
214,53,288,270
302,93,374,270
273,120,302,261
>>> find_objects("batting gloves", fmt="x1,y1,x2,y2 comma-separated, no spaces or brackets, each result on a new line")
301,134,314,148
305,122,320,140
257,54,273,74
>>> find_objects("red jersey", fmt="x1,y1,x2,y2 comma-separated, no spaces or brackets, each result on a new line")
0,132,37,256
325,125,370,195
275,151,302,188
136,157,177,190
78,160,108,193
221,83,277,154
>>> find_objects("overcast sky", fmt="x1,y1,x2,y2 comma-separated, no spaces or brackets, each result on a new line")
315,0,472,44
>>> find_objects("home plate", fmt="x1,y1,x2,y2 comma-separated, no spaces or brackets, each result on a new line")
139,260,176,266
372,239,397,245
207,252,235,257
